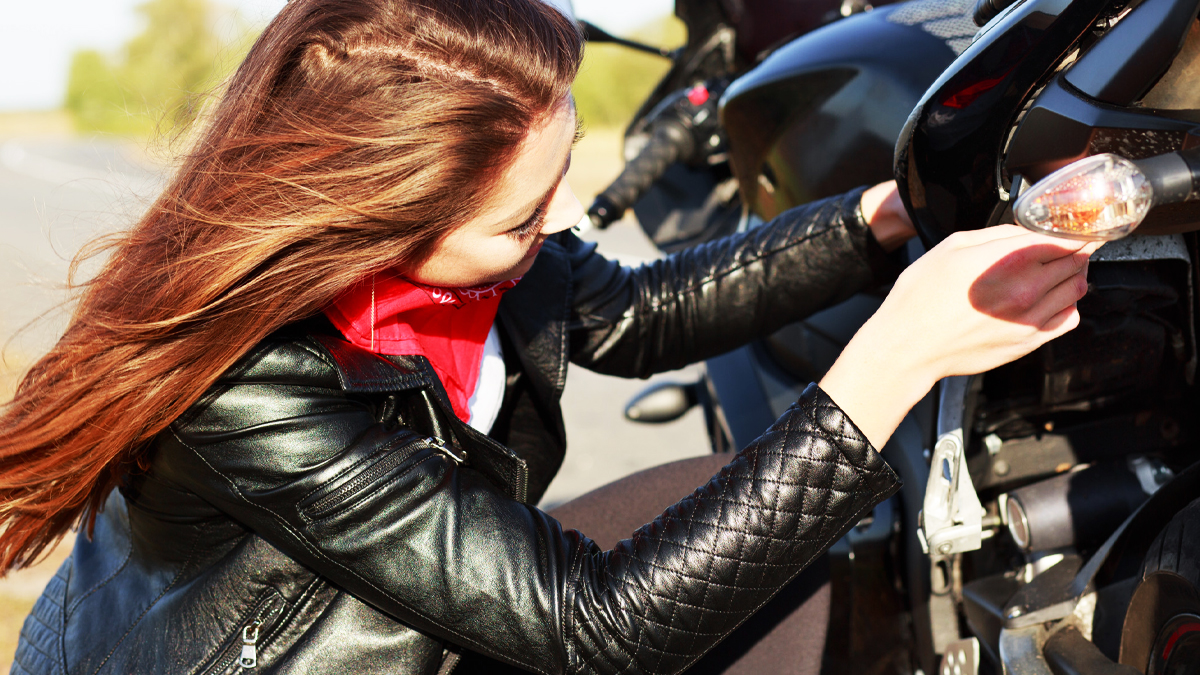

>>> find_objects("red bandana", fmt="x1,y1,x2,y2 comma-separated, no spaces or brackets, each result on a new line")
325,270,521,423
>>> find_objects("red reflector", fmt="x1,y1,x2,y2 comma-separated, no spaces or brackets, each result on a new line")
1163,622,1200,660
941,75,1006,109
687,85,710,106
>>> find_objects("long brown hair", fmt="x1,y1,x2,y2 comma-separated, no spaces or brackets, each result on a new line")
0,0,582,571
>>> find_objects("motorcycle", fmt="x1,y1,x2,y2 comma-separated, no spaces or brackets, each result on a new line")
584,0,1200,671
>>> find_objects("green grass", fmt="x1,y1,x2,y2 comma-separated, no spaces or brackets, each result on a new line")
64,1,683,140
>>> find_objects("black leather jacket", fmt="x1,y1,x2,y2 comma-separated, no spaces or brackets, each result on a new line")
13,189,902,675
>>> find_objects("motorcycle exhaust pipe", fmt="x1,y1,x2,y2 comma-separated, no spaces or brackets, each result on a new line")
1001,459,1171,553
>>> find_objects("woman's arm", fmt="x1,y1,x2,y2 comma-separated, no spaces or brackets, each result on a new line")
153,225,1089,675
564,187,900,378
155,339,899,675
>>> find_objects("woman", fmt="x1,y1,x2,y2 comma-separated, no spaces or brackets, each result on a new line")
2,0,1091,673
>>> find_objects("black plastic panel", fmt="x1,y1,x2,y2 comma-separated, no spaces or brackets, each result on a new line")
1063,0,1200,106
722,4,958,218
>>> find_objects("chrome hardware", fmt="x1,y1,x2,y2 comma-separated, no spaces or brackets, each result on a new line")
919,376,985,556
425,437,465,464
239,620,261,668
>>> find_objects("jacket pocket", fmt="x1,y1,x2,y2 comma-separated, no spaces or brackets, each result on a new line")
299,433,429,521
198,589,286,675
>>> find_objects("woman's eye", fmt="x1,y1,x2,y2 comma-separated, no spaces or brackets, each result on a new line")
508,204,547,241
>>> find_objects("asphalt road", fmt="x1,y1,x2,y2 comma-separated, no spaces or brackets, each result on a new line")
0,137,162,359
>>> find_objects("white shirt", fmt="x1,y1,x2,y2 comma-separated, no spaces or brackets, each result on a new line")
466,324,505,434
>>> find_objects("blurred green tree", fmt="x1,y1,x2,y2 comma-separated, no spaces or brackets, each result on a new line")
66,5,680,135
572,15,685,129
64,0,252,136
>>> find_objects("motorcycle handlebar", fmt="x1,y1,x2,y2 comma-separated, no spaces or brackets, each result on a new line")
587,118,696,229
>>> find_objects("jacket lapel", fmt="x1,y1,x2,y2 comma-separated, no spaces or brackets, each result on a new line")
497,236,572,443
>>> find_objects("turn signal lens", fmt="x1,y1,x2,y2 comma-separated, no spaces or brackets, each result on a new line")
1014,154,1152,241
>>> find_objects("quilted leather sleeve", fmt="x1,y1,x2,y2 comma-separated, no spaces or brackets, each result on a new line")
564,187,899,378
157,336,900,675
563,383,900,673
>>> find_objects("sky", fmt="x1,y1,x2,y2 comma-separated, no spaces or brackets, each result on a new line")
0,0,673,112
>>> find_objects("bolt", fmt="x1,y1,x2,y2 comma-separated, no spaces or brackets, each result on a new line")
1007,606,1023,619
984,433,1002,455
937,542,953,555
993,459,1010,476
1153,464,1173,485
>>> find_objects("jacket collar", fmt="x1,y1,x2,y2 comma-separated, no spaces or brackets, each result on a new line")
497,235,573,444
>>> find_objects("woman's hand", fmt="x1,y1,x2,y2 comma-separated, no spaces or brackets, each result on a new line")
860,180,916,252
820,225,1098,448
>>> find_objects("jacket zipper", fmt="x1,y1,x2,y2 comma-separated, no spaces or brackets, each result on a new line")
202,594,282,674
239,620,262,668
304,436,462,518
304,437,425,518
424,436,464,464
456,423,528,503
380,354,528,502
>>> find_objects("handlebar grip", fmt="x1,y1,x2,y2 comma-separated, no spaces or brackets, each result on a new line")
588,120,695,229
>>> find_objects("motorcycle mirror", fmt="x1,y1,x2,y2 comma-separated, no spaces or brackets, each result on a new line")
578,20,674,58
1014,148,1200,241
624,381,700,424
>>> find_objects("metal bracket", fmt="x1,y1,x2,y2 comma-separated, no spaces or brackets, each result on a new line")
919,375,985,556
940,637,980,675
999,625,1054,675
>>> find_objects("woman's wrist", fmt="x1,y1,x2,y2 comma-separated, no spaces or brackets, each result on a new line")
859,181,916,253
818,319,939,450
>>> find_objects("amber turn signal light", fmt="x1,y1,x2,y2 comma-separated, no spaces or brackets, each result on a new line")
1014,154,1153,241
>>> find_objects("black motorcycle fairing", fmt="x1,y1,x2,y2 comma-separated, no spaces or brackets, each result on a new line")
722,0,968,220
1002,85,1200,239
631,163,743,252
1062,0,1199,106
1004,78,1200,186
897,0,1200,247
895,0,1122,247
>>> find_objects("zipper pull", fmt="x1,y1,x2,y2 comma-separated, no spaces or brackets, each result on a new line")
425,436,465,464
239,620,261,669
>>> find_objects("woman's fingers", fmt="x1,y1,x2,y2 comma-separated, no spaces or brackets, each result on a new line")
1029,249,1089,299
1039,301,1083,339
1039,248,1089,278
999,235,1091,326
945,224,1028,248
955,224,1096,258
1027,268,1089,328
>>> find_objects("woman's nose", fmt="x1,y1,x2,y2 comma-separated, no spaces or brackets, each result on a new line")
541,179,585,235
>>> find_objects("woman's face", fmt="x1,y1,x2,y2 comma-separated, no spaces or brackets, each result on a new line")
404,99,584,288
